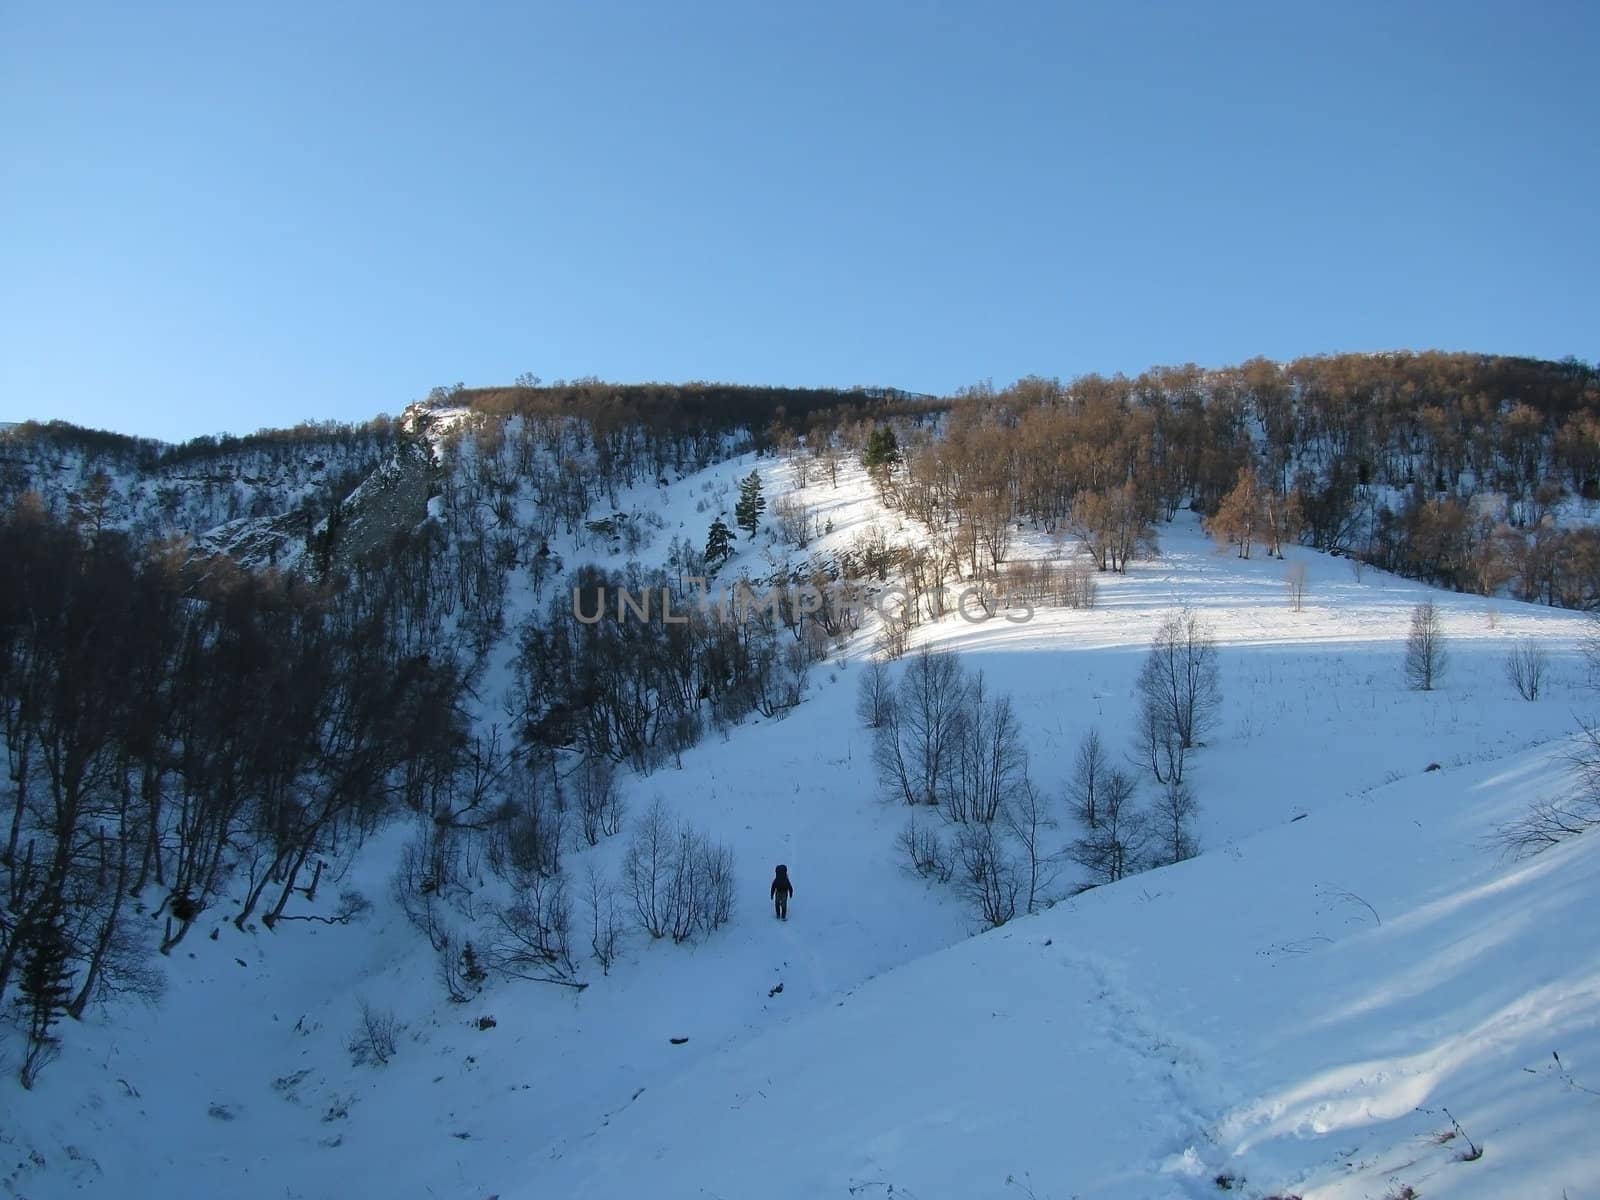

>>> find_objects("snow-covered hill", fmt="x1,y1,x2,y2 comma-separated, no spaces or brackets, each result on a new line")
4,451,1596,1200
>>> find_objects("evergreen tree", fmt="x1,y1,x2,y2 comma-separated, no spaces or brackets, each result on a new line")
734,471,765,535
863,426,900,477
705,517,735,567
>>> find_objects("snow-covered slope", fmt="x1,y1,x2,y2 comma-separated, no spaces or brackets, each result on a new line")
4,454,1596,1200
518,741,1600,1200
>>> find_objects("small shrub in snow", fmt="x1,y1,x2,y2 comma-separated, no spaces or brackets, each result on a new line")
896,816,952,883
348,998,401,1066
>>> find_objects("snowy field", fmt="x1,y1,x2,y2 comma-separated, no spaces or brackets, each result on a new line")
5,450,1597,1200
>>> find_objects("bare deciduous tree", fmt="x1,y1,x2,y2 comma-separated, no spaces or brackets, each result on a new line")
855,657,896,730
943,672,1026,825
583,861,624,975
1139,608,1222,751
1067,729,1109,828
1405,598,1447,691
1003,780,1058,914
1070,770,1148,885
1151,778,1199,865
952,822,1021,928
349,997,401,1066
619,797,733,945
772,493,814,547
622,797,675,939
690,830,736,938
488,872,582,990
573,752,625,847
876,646,968,808
1504,637,1547,701
896,816,952,882
876,608,910,661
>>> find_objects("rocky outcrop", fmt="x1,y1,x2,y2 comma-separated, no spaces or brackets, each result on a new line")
319,431,439,575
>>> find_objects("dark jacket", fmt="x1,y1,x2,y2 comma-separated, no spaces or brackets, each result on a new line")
770,865,793,898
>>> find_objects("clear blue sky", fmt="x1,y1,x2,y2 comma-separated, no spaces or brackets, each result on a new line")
3,1,1596,442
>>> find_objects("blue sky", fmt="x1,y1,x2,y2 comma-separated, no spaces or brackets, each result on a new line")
2,1,1596,442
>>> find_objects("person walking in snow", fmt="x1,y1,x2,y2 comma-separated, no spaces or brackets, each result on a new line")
770,864,793,920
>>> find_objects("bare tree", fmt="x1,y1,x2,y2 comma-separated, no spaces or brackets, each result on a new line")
951,822,1021,928
1138,608,1222,751
691,830,736,937
489,872,580,988
622,797,675,938
872,700,918,808
881,646,968,808
619,798,733,945
1070,769,1148,885
583,861,624,974
348,996,401,1066
1504,637,1547,701
855,657,896,730
876,607,910,661
1067,729,1109,828
1151,778,1199,865
1137,697,1187,785
1404,598,1447,691
573,752,625,846
896,815,952,882
1003,780,1059,913
772,493,814,547
943,672,1026,824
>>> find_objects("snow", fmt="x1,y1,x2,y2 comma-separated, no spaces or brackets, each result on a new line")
6,453,1599,1200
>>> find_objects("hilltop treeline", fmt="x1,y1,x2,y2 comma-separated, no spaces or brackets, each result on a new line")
463,378,937,443
880,352,1600,608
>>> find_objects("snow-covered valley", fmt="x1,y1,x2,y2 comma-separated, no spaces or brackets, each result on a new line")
4,435,1597,1200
